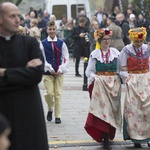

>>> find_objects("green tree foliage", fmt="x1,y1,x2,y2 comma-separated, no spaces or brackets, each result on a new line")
131,0,150,18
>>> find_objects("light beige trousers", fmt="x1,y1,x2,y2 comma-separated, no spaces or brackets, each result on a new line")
43,75,64,118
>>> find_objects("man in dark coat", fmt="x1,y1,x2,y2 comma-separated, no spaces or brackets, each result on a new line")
37,14,47,40
116,13,131,45
0,2,49,150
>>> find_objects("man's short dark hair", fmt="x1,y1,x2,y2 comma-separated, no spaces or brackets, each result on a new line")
108,15,116,22
37,14,42,18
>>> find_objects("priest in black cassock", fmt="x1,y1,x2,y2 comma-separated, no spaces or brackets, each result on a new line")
0,2,49,150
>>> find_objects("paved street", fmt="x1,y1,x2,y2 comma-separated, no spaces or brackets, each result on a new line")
39,57,149,150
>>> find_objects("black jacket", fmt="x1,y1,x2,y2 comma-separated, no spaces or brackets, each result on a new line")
136,18,149,30
71,25,90,58
118,19,131,45
0,34,48,150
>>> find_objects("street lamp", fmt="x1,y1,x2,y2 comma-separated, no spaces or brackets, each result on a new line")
83,57,88,91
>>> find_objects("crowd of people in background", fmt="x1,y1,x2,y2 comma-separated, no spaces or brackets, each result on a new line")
18,3,150,52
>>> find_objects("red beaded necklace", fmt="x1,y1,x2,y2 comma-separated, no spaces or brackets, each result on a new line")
100,48,110,63
133,46,143,58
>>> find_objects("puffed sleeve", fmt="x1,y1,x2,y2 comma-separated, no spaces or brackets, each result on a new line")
118,47,129,83
85,54,96,86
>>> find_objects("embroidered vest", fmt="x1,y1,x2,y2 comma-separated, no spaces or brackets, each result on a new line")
42,39,63,73
96,58,118,73
127,56,149,71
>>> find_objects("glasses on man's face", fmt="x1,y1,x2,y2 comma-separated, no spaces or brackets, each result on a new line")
102,38,111,42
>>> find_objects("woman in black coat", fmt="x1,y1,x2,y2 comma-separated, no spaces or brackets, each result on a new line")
71,18,90,76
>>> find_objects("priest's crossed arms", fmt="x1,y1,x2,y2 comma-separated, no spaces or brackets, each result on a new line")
0,58,42,77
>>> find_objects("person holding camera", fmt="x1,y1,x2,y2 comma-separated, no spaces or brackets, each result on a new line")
41,21,69,124
71,17,90,77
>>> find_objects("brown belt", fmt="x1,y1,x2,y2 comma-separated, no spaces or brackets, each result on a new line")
129,69,148,74
97,71,117,76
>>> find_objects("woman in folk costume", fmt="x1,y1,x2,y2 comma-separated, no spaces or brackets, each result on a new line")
84,28,122,150
118,27,150,148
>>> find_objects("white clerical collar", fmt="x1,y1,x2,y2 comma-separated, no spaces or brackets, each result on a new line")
0,34,14,41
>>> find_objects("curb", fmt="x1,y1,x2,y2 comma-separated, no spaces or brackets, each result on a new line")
49,139,132,148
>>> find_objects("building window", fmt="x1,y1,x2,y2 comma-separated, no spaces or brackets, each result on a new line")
71,4,85,19
52,5,67,20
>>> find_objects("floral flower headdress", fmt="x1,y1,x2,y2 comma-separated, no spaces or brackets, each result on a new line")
94,28,111,40
128,27,147,41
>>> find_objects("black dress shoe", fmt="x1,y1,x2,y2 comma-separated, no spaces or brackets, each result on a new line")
55,118,61,124
75,74,82,77
134,143,142,148
47,111,53,121
103,140,111,150
147,142,150,147
103,146,111,150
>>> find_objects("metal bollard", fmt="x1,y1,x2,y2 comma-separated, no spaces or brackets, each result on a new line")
82,58,88,91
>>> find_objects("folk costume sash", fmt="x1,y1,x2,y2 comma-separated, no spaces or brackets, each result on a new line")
52,41,66,64
51,41,60,71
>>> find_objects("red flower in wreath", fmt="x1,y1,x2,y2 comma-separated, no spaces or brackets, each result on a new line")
105,30,110,35
138,34,143,39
